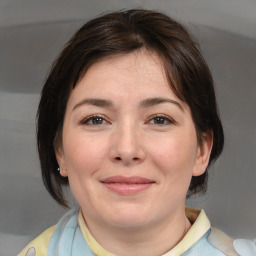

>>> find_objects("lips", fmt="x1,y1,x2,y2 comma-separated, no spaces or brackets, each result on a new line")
100,176,155,195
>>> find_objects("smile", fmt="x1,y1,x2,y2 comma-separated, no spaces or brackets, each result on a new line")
100,176,155,195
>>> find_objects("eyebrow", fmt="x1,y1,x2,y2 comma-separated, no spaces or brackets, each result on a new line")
73,98,113,110
73,97,183,111
140,97,184,111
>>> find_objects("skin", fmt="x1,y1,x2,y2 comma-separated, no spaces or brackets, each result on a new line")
56,50,213,256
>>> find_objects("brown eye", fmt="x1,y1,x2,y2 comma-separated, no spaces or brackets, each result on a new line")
149,115,174,125
81,115,107,125
153,116,166,124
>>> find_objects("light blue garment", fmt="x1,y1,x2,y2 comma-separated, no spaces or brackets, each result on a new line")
181,230,225,256
48,209,95,256
48,209,255,256
233,239,256,256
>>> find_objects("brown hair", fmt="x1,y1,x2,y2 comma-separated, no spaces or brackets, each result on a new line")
37,9,224,207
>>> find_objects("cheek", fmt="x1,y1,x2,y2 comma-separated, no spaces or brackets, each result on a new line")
148,133,197,178
63,132,109,175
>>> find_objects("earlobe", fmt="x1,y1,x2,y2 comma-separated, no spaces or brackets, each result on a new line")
55,147,68,177
192,132,213,177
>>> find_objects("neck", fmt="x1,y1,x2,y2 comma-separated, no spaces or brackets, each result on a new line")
82,208,192,256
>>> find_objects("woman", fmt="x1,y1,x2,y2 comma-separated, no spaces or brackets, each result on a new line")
19,9,255,256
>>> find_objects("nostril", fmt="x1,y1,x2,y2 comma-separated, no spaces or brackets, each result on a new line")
115,157,121,160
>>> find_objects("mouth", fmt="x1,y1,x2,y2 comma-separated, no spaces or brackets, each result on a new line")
100,176,155,195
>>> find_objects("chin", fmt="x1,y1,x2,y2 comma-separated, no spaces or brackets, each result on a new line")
102,205,153,229
109,216,150,229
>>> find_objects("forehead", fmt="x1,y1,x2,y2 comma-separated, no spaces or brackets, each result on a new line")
70,51,177,100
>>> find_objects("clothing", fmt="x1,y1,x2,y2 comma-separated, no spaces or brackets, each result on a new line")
18,208,256,256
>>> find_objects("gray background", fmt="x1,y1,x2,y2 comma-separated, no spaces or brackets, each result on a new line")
0,0,256,255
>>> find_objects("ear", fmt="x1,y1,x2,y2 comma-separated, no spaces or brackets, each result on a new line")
55,146,68,177
192,131,213,177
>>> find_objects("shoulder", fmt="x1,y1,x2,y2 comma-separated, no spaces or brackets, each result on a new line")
18,225,56,256
233,239,256,256
208,227,256,256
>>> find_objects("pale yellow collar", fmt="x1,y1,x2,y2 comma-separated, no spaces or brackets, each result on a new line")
162,208,210,256
78,210,115,256
78,208,210,256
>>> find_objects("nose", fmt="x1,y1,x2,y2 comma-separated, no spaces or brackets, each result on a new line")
109,120,146,166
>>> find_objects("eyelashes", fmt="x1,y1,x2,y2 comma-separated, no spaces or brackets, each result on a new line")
79,114,177,127
79,115,109,125
147,114,177,126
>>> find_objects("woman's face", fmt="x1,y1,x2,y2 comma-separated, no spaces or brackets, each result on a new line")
56,51,212,231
